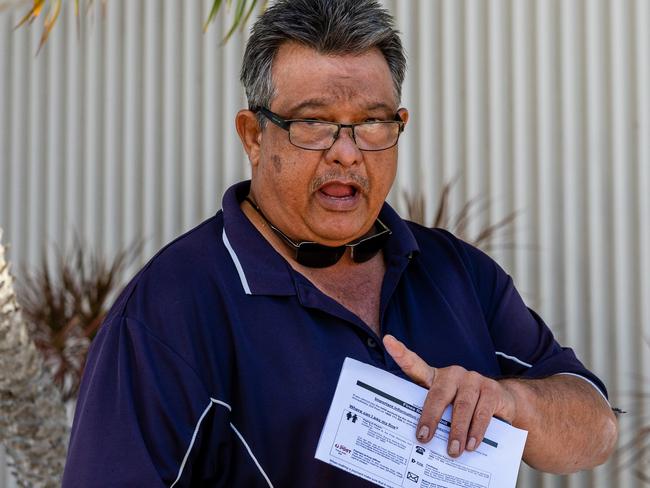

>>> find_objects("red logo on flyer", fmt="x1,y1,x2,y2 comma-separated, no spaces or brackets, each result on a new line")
334,443,352,455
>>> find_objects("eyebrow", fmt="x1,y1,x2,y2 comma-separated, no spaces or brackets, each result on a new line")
285,99,331,114
285,99,396,116
364,102,396,113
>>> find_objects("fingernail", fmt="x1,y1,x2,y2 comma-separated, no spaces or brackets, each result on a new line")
417,425,429,440
466,437,477,451
449,439,460,456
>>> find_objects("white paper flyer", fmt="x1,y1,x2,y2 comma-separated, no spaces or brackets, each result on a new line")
315,357,528,488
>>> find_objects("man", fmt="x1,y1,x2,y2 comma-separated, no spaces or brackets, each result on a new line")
62,0,618,486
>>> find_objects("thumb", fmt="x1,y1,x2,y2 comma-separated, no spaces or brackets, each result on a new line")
383,334,436,389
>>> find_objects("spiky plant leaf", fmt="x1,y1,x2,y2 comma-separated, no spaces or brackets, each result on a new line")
222,0,251,43
2,0,265,52
403,179,517,252
13,0,45,28
17,237,134,401
36,0,60,53
203,0,224,33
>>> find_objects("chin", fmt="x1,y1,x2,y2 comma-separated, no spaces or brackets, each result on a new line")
311,220,371,245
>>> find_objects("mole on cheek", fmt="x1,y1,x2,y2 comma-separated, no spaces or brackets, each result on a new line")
271,155,283,172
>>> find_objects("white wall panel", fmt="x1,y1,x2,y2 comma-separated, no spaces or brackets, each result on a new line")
638,3,650,475
1,1,649,487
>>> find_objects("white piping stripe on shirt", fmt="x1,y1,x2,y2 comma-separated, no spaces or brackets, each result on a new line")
230,422,275,488
495,351,533,368
170,398,230,487
494,353,611,406
210,397,233,412
554,372,611,406
222,228,252,295
170,398,273,487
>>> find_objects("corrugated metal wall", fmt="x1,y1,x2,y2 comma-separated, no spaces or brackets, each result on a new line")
0,1,648,487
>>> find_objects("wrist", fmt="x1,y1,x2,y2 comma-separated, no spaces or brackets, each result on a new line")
498,378,533,428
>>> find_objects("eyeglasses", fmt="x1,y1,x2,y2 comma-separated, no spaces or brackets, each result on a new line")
255,107,405,152
245,197,392,268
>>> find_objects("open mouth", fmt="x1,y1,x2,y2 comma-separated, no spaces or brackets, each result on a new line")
318,182,359,199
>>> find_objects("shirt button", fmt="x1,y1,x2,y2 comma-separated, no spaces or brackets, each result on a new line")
367,337,377,348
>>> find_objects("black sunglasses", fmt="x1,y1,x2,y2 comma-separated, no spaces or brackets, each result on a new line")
245,197,392,268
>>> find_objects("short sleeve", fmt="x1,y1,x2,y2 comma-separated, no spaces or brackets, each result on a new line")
62,316,233,487
458,240,609,400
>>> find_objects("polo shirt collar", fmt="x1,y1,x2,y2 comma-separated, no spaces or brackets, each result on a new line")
221,180,420,296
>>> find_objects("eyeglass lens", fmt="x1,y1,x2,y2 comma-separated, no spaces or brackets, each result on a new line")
295,228,391,267
349,230,392,263
289,121,400,151
296,243,346,268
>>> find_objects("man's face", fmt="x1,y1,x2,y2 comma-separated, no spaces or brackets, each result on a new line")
241,42,407,246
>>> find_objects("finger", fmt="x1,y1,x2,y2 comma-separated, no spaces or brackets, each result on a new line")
448,372,482,457
383,334,435,388
416,369,461,443
465,390,498,452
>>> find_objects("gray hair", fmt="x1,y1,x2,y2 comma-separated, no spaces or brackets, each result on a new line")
241,0,406,115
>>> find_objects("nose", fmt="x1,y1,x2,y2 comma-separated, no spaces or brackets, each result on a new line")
325,127,362,167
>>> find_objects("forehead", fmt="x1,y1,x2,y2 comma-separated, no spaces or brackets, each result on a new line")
270,42,397,115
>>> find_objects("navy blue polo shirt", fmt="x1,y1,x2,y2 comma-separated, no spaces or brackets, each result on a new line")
62,180,607,487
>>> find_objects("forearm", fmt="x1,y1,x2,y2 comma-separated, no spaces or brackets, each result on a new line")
500,375,618,474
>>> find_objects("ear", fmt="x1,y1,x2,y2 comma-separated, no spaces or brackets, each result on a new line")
236,110,263,167
397,107,409,126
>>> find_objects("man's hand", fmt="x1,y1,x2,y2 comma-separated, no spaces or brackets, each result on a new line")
383,334,516,458
383,334,619,473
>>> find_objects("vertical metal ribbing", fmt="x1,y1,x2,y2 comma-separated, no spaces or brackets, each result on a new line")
27,25,45,266
637,4,650,480
393,0,416,208
441,0,465,218
142,0,162,260
239,8,255,185
416,0,441,225
182,1,202,231
8,14,28,268
511,0,538,307
83,1,105,253
610,2,639,487
1,2,650,487
162,0,182,245
536,0,563,349
487,0,513,270
0,13,11,249
559,0,585,360
585,0,612,400
104,0,123,256
46,7,65,257
123,0,143,260
202,0,223,215
221,8,245,190
464,0,488,240
64,4,83,253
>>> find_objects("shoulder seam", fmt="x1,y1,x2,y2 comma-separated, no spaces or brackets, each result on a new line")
120,315,213,397
114,213,224,316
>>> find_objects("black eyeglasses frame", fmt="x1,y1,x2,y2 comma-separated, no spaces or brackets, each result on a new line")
254,106,405,152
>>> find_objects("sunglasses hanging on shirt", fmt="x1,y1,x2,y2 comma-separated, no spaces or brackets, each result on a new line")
244,197,392,268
